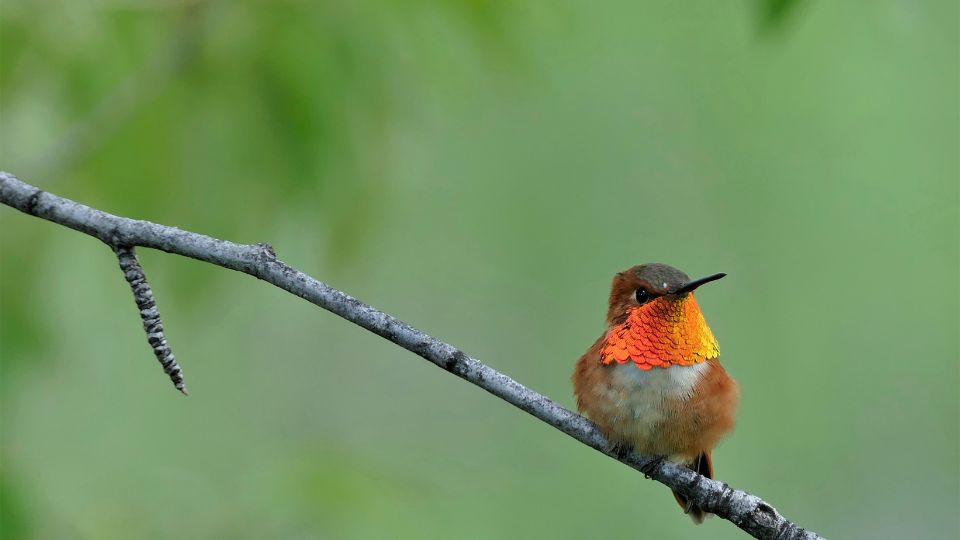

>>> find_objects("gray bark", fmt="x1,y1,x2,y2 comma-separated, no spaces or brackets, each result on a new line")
114,244,187,394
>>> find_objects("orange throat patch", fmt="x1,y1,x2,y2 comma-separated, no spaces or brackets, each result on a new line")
601,294,719,370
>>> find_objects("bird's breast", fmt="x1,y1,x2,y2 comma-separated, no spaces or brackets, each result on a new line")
610,360,710,400
588,361,710,454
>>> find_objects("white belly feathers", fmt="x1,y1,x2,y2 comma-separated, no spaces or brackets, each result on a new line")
594,361,710,444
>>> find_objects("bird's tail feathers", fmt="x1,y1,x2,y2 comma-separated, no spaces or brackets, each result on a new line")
671,450,712,524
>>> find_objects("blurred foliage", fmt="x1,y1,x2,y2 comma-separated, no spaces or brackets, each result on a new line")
0,469,31,540
757,0,806,31
1,1,958,539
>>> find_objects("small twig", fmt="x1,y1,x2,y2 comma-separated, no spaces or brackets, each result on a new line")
0,171,824,540
114,245,187,395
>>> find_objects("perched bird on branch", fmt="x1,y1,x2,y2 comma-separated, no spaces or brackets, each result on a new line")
573,263,739,523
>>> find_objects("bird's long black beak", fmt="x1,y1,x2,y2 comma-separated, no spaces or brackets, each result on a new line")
672,273,726,295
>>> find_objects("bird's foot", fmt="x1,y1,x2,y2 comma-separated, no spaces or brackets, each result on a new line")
640,456,666,479
611,442,634,461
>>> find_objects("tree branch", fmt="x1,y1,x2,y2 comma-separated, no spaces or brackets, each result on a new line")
114,244,188,394
0,171,824,540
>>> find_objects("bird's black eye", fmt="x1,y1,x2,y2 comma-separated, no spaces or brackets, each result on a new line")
635,288,651,304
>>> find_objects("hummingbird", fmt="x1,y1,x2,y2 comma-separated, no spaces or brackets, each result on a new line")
572,263,739,524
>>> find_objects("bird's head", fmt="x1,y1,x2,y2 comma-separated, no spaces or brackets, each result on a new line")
603,263,725,370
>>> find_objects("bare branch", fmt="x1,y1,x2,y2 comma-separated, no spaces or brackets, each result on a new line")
0,171,825,540
114,245,187,394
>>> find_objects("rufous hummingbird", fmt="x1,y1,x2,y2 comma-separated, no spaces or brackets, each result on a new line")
573,263,739,523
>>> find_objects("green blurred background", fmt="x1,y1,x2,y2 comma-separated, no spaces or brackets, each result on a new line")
1,1,957,539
